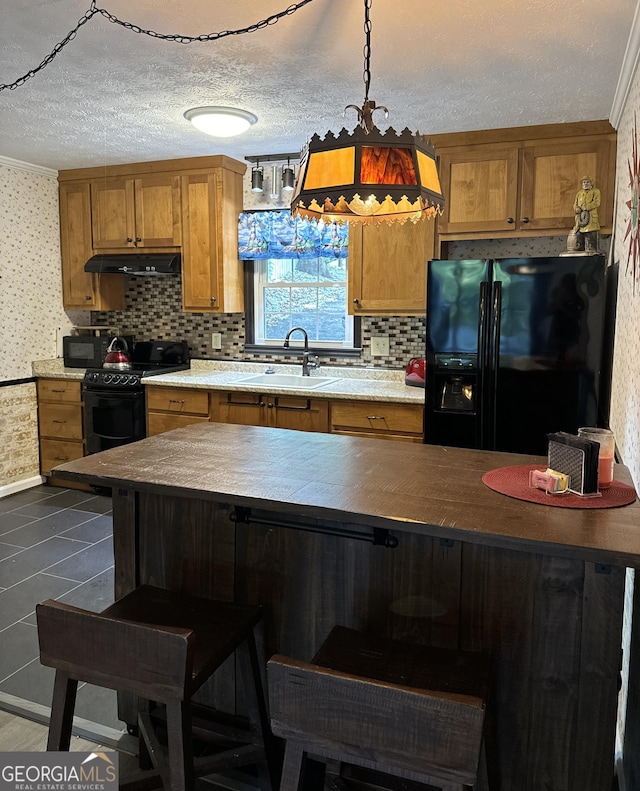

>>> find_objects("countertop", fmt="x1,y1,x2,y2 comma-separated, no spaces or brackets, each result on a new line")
52,421,639,567
32,359,425,404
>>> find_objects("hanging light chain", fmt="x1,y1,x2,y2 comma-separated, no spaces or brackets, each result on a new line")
1,0,317,91
362,0,372,104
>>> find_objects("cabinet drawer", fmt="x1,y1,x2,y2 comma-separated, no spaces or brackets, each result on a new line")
37,379,82,403
330,401,424,435
146,387,209,415
38,403,83,440
40,439,84,474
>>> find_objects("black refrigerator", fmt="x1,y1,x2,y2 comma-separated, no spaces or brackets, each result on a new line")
424,254,612,456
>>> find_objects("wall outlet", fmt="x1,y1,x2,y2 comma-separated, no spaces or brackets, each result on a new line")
370,336,390,356
211,332,222,350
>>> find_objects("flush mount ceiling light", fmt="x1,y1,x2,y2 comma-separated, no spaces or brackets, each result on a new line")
291,0,444,225
184,106,258,138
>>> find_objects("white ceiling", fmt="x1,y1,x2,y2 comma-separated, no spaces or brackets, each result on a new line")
0,0,638,172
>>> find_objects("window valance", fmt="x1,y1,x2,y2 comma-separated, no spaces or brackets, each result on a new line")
238,210,349,260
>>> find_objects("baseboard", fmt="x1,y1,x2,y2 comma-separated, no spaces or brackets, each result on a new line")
0,475,45,499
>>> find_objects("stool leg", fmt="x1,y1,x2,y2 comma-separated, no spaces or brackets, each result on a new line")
166,699,194,791
47,671,78,751
279,741,307,791
237,632,280,790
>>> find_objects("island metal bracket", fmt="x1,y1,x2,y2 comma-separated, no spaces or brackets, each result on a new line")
230,507,398,548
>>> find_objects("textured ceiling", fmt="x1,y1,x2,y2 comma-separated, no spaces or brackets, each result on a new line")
0,0,637,172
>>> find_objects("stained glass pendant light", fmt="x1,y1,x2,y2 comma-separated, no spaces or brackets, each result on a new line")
291,0,444,225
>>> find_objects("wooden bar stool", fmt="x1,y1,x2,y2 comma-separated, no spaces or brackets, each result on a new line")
267,626,492,791
36,584,277,791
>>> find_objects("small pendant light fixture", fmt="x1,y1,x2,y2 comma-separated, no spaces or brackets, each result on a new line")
291,0,444,225
251,162,264,193
282,159,296,192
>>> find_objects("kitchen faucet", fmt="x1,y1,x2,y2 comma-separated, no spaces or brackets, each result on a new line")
283,327,320,376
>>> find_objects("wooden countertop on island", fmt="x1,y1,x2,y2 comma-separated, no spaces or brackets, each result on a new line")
52,421,640,568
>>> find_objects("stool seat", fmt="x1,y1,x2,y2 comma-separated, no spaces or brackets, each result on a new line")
268,626,492,791
37,584,276,791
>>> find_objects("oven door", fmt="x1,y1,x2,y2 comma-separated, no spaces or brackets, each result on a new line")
83,388,146,454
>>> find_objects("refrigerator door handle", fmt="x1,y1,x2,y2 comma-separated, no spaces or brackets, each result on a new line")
478,281,490,448
486,280,503,450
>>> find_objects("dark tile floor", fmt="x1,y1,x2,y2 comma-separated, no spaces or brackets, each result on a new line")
0,483,125,740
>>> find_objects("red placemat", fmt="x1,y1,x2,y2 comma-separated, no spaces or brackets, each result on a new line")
482,464,638,509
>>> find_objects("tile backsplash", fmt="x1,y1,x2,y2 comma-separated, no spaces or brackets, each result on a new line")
92,275,426,368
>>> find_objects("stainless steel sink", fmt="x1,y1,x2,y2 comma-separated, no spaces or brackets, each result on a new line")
239,374,339,389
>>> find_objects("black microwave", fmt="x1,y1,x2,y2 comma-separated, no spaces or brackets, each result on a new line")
62,335,133,368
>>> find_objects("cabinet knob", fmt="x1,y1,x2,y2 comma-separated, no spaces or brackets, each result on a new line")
135,237,142,242
126,237,133,243
268,402,274,408
521,217,530,224
85,295,91,300
353,298,360,306
210,296,217,305
506,218,514,224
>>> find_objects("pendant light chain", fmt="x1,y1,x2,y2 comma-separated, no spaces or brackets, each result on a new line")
1,0,318,91
362,0,372,105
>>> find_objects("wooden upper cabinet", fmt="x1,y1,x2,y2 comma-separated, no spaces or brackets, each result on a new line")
434,122,616,238
520,139,614,232
348,219,435,315
91,174,181,249
181,167,244,313
58,182,124,310
437,146,519,234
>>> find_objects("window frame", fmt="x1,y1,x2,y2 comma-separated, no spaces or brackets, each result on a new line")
243,262,362,357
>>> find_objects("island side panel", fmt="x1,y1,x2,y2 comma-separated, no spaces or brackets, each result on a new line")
572,562,625,790
460,544,625,791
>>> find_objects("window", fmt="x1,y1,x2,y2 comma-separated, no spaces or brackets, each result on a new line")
239,210,359,352
253,257,354,348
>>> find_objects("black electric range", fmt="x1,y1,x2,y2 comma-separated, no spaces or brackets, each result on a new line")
82,340,190,455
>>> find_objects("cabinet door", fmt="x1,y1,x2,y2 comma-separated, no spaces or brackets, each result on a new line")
134,174,182,247
267,396,329,433
91,175,181,249
520,140,614,232
59,183,97,308
349,220,434,314
181,170,244,313
437,146,519,234
59,183,124,310
91,178,135,248
216,391,267,426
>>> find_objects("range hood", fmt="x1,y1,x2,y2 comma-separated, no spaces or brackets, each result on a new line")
84,252,181,276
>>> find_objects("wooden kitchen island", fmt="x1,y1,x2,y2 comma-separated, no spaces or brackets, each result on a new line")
52,422,640,791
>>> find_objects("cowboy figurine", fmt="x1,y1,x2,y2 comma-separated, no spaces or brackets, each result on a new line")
567,176,601,253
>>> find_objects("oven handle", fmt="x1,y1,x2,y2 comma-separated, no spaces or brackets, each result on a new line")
83,387,145,401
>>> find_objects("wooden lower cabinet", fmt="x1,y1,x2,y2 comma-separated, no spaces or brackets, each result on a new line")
147,385,422,440
211,391,329,433
37,379,85,484
146,386,210,436
330,400,424,442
